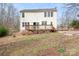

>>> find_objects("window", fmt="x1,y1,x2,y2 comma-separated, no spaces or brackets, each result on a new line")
51,12,53,17
28,22,29,25
22,22,25,27
33,22,36,26
44,12,53,17
37,22,39,26
22,13,24,18
42,21,47,25
33,22,39,26
50,22,53,25
25,22,29,26
44,12,46,17
48,12,50,17
22,22,29,27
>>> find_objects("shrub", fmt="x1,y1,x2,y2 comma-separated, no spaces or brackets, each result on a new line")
58,48,65,53
70,20,79,29
0,26,8,37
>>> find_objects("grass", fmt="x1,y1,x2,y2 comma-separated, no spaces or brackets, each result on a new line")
0,32,79,56
8,32,61,56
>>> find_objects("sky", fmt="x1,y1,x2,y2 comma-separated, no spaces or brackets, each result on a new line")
14,3,64,25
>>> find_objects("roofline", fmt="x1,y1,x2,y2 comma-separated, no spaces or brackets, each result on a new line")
20,8,57,12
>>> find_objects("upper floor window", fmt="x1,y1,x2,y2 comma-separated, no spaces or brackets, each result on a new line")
48,12,50,17
44,12,46,17
51,12,53,17
22,13,24,18
44,12,53,17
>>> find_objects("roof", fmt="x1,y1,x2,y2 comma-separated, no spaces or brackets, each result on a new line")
20,8,57,12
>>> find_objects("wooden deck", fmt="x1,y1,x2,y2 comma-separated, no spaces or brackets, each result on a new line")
25,25,56,31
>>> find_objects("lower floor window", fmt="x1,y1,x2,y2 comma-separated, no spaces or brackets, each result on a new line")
22,22,53,27
22,22,29,27
22,22,25,27
25,22,29,26
42,21,47,25
33,22,39,26
51,22,53,25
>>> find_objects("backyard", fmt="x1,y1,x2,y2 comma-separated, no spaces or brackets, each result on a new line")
0,32,79,56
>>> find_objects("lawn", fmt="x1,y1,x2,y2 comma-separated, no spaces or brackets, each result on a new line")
0,32,79,56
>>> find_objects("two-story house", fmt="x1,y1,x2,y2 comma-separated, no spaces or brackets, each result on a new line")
20,8,57,32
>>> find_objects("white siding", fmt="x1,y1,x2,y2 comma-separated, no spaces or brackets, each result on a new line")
20,11,57,31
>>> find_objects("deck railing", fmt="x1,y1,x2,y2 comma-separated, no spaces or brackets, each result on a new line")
25,25,54,30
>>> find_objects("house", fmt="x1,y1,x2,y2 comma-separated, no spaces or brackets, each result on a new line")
20,8,57,32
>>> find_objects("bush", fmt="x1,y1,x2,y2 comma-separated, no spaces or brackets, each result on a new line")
0,26,8,37
70,20,79,29
58,48,65,53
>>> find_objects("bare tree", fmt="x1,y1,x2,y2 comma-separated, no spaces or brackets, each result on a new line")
0,3,19,32
62,3,79,29
0,3,7,25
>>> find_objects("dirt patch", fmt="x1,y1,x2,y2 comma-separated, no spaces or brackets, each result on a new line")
37,48,60,56
0,32,79,56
